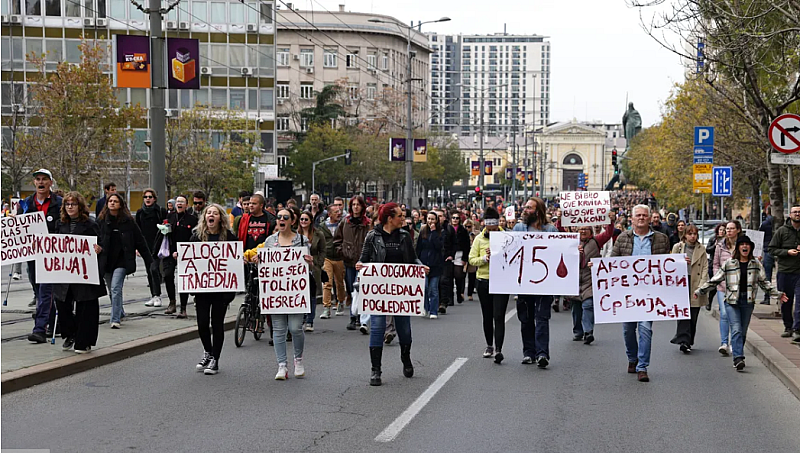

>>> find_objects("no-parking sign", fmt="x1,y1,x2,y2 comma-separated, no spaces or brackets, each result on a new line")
769,113,800,154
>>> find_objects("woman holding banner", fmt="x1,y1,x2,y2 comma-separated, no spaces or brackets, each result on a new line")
298,211,325,332
713,221,742,356
416,212,444,318
190,204,238,375
469,207,508,363
246,208,314,380
696,235,787,371
54,192,106,353
97,193,152,330
670,224,707,353
356,203,428,386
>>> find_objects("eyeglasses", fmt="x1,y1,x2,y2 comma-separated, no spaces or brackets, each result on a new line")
143,195,154,199
451,216,459,220
277,214,291,220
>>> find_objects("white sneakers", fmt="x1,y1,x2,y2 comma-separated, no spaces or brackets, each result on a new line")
335,303,346,316
145,295,163,307
12,272,21,280
320,308,331,319
718,344,732,356
110,322,121,329
275,363,289,380
294,358,305,378
275,359,305,379
429,314,438,320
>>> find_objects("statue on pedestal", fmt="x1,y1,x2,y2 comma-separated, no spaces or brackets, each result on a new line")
622,102,642,149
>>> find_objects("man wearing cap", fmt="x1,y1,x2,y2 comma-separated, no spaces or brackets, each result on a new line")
17,169,63,343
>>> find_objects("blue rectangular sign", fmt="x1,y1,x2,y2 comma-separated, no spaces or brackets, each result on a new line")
712,166,732,197
693,156,714,164
694,127,715,146
693,145,714,156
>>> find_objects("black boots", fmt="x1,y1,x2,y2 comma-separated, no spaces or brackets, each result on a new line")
400,344,414,378
370,347,382,386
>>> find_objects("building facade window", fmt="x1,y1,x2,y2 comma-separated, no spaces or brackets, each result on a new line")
323,49,337,68
259,88,274,110
277,48,290,67
346,53,358,68
276,83,290,99
300,84,314,99
366,83,376,100
381,53,388,70
348,84,358,100
276,115,290,131
300,48,314,67
367,54,376,69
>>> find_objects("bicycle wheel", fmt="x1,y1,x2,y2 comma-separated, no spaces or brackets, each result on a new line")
234,305,248,347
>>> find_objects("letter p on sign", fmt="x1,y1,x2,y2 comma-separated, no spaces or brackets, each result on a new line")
694,126,714,146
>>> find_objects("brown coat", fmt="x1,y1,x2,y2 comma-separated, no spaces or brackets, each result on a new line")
332,214,370,267
672,241,709,307
611,228,671,257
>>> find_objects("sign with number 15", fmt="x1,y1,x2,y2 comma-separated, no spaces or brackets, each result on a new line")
488,232,580,296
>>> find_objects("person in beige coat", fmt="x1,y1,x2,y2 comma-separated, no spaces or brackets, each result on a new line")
670,224,707,353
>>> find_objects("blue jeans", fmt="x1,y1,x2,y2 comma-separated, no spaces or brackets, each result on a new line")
369,314,411,348
776,272,800,331
272,314,304,365
724,302,754,360
517,295,551,359
345,265,359,322
104,268,126,324
762,252,774,302
716,291,730,345
424,275,441,314
623,321,653,372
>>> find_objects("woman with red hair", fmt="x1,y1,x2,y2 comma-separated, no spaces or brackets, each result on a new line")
356,203,429,386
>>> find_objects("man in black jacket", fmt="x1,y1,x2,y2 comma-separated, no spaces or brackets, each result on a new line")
135,188,167,307
436,209,456,313
18,169,62,343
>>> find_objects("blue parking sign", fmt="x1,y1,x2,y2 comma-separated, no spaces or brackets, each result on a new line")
694,127,715,146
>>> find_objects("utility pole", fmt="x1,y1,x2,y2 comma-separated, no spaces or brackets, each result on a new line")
479,90,485,209
147,0,166,201
510,126,517,204
523,130,529,200
404,28,414,208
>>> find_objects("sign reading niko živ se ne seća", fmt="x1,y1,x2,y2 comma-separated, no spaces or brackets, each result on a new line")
591,254,690,323
177,242,244,293
358,263,427,316
0,211,47,265
258,246,311,314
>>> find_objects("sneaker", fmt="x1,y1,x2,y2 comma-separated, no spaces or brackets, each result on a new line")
734,358,746,371
12,272,21,280
494,351,504,364
335,303,346,316
483,346,494,358
74,346,91,354
793,331,800,341
422,309,430,318
275,363,289,380
438,306,447,314
680,343,691,353
110,322,121,329
346,319,357,331
320,308,331,319
431,314,441,319
573,333,583,341
637,371,650,382
583,332,595,345
359,324,369,335
792,336,800,345
196,352,212,371
144,295,160,307
62,337,75,351
204,359,219,375
152,295,163,307
294,357,305,378
536,356,549,368
304,324,314,332
780,329,793,338
27,332,46,343
384,332,395,344
521,356,533,364
718,344,729,356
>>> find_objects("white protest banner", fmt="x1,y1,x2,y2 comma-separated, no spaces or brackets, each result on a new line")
359,263,427,316
505,205,515,221
177,241,244,293
1,211,47,265
591,254,690,324
489,231,580,295
743,229,765,259
258,246,311,314
560,191,611,227
34,234,100,285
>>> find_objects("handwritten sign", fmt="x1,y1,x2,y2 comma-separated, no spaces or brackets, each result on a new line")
743,229,765,259
560,191,611,227
258,246,310,314
10,198,20,213
505,205,515,221
34,234,100,284
1,211,47,265
177,241,244,293
591,254,690,324
489,231,580,295
358,263,426,316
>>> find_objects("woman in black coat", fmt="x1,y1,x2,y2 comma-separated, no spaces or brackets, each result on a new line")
151,195,197,318
54,192,107,353
97,193,153,329
450,212,471,304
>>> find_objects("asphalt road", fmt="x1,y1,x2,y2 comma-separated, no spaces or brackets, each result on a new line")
2,298,798,453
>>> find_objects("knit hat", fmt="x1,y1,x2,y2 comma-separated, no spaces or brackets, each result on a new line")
736,235,755,250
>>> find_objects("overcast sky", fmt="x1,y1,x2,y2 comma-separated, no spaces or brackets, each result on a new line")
298,0,686,126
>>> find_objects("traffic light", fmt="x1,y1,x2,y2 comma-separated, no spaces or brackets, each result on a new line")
584,173,589,188
345,149,352,165
475,186,483,201
611,148,618,167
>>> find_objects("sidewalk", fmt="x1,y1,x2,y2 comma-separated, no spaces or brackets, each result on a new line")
712,301,800,400
0,261,241,394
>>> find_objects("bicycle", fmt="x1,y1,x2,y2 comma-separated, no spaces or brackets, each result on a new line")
234,263,268,347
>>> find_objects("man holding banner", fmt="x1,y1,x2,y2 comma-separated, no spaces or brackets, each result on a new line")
610,204,671,382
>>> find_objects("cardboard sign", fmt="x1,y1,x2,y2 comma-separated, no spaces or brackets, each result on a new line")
591,254,690,324
10,198,20,213
258,246,311,314
560,191,611,227
505,206,515,221
35,234,100,285
743,229,765,259
358,263,427,316
1,211,48,265
489,231,580,295
177,241,244,293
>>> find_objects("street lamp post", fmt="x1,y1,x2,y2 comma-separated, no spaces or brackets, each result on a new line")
369,16,451,208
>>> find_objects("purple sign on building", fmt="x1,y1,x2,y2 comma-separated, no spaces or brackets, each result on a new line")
390,138,406,162
167,38,200,89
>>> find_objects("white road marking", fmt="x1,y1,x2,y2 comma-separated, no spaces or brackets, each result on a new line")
505,308,517,323
374,357,469,443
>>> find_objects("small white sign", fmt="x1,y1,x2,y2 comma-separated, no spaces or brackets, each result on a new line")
505,205,515,221
260,164,279,179
743,229,765,259
770,152,800,165
560,191,611,227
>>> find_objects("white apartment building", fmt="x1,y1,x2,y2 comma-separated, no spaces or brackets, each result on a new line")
428,32,551,137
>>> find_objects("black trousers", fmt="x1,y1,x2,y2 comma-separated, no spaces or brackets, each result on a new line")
56,288,99,350
195,296,228,360
163,273,188,309
671,307,701,346
453,264,466,303
467,271,477,297
476,279,508,351
146,259,162,297
439,262,454,308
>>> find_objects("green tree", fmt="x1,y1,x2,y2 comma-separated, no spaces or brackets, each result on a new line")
284,124,351,192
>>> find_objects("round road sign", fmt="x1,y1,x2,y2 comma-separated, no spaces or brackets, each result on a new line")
768,113,800,154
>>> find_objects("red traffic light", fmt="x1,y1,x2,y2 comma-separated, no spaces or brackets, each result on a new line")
612,149,618,156
475,186,481,192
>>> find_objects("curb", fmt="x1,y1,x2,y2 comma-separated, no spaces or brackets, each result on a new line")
711,308,800,401
1,319,236,395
